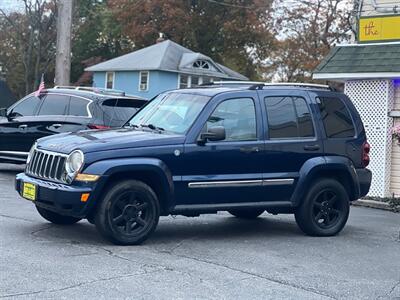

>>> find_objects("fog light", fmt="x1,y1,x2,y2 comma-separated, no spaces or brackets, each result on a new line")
81,193,90,202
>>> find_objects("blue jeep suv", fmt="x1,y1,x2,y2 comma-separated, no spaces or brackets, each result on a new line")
15,82,372,245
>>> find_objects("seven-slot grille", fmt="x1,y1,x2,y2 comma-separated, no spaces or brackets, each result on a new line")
26,149,67,182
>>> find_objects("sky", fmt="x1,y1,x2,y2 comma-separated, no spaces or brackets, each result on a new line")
0,0,24,12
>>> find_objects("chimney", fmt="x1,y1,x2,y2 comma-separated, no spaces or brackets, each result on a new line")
156,32,165,43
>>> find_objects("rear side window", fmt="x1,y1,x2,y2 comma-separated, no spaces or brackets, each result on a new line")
317,97,355,138
37,95,69,116
101,98,145,125
10,96,41,117
265,96,314,139
69,97,90,117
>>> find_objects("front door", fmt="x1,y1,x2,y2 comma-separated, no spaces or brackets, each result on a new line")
176,94,265,205
257,89,324,202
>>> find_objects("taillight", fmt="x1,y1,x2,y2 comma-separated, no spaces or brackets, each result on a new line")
87,124,111,130
362,141,370,167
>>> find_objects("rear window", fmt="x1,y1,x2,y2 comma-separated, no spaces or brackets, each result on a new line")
37,94,69,116
101,98,145,124
264,96,314,139
317,97,355,138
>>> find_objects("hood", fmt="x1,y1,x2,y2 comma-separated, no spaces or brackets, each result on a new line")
37,128,185,154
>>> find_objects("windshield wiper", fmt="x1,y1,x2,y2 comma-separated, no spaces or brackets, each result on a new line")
140,124,165,131
124,124,140,129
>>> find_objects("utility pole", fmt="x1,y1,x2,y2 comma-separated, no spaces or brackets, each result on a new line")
55,0,73,86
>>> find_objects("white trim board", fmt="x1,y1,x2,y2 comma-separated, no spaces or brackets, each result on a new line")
313,72,400,80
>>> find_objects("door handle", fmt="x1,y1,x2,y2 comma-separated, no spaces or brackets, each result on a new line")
52,124,62,129
18,124,27,129
240,146,260,154
303,144,320,151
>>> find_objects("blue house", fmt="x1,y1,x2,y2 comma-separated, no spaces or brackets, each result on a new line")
85,39,248,99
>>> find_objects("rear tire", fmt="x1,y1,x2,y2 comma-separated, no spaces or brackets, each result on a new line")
228,208,264,219
295,179,350,236
36,206,81,225
94,180,160,245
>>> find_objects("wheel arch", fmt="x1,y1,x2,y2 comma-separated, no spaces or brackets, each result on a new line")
84,158,174,216
291,156,360,206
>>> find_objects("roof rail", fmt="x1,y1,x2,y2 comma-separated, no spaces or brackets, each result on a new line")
206,81,333,91
53,86,126,96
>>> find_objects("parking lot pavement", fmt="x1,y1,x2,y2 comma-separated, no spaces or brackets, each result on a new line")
0,164,399,300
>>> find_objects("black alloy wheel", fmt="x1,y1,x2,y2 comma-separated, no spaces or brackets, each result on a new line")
295,179,350,236
95,180,160,245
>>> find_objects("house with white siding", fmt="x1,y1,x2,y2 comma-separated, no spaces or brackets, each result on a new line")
313,0,400,198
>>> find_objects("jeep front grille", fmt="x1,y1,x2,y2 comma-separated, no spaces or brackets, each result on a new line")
26,149,67,183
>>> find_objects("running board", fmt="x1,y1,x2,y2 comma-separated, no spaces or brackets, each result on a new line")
171,201,293,214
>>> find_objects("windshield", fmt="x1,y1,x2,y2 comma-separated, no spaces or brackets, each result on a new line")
127,92,210,134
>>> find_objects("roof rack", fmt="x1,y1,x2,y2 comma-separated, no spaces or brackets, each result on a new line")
208,81,333,91
53,86,126,96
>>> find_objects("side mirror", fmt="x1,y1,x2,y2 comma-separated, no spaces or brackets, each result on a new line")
0,108,7,118
199,126,226,144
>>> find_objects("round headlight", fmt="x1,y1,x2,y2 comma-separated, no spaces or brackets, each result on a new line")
26,143,36,164
65,150,84,174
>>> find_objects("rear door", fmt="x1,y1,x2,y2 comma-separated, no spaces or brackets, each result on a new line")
258,89,324,202
0,95,42,153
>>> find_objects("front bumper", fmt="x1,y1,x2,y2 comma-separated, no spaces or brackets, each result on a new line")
356,168,372,198
15,173,99,218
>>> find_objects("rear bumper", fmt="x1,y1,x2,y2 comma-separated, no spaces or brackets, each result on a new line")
356,168,372,199
15,173,98,218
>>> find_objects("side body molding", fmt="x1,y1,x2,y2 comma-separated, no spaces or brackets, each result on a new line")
83,157,175,208
290,156,360,205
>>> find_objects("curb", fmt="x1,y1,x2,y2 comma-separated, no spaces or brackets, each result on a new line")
352,199,393,211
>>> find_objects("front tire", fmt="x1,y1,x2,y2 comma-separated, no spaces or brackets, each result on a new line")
295,179,350,236
228,208,264,219
94,180,160,245
36,206,81,225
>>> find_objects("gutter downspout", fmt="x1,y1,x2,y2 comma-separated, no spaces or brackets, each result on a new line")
369,0,399,13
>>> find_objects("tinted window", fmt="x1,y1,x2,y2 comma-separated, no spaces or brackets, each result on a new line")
317,97,355,138
37,94,69,116
206,98,257,141
68,97,90,117
101,99,145,125
265,96,314,139
10,96,41,117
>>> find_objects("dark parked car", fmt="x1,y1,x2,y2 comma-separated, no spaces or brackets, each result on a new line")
0,87,147,163
15,82,372,245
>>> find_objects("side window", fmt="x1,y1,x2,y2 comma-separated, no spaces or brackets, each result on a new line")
139,71,149,91
317,96,355,138
265,96,314,139
69,97,90,117
106,72,114,89
37,95,69,116
206,98,257,142
10,96,41,117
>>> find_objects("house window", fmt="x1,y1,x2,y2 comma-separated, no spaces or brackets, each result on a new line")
193,60,210,70
191,76,200,87
106,72,114,89
139,71,149,91
179,74,189,89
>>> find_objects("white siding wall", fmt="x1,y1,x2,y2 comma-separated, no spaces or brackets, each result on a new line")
360,0,399,17
390,83,400,196
345,80,394,197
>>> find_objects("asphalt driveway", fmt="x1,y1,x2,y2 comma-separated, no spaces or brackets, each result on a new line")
0,164,399,299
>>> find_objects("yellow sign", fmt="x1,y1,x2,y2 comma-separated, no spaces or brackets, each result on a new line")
359,15,400,42
22,182,36,201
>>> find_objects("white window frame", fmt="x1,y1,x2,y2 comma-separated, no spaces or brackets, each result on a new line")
139,71,150,91
178,74,206,89
105,72,115,89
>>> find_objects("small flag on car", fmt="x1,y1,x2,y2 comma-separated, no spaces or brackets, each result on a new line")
34,74,45,97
